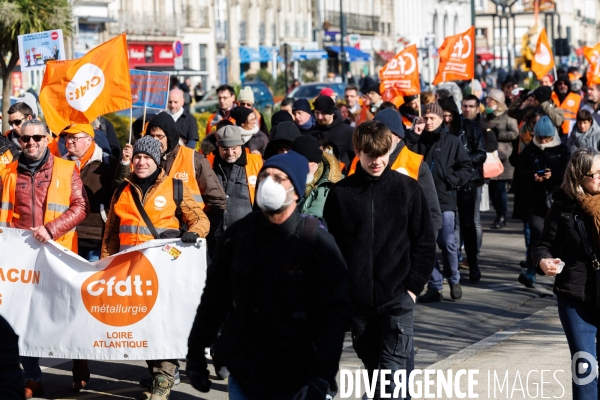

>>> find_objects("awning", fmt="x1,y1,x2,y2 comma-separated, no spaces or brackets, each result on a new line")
476,51,495,61
259,46,281,62
135,66,208,76
77,16,117,23
377,51,395,61
291,50,329,61
239,46,262,64
326,46,371,62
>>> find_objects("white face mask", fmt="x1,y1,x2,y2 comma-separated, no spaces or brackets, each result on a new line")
256,176,294,212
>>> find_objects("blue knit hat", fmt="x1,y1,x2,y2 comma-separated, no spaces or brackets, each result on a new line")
534,115,555,138
374,108,405,138
261,150,309,200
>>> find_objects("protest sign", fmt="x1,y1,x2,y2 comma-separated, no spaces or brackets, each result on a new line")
0,228,206,360
39,34,132,134
130,70,170,110
17,29,66,72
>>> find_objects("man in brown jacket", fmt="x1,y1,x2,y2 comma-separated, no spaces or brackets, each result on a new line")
144,112,226,255
0,119,89,399
101,135,209,400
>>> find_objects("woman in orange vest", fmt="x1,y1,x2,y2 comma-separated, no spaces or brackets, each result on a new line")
101,135,209,399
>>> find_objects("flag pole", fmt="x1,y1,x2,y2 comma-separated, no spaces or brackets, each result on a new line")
553,66,558,81
418,94,421,117
142,70,150,129
128,107,133,144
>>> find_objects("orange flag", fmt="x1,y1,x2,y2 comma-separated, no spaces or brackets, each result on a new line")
432,26,475,85
584,44,600,85
531,28,555,79
379,44,420,102
40,34,132,134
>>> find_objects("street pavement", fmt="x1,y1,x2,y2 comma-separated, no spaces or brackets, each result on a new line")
29,199,571,399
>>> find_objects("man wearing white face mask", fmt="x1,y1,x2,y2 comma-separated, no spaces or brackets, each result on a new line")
186,150,352,400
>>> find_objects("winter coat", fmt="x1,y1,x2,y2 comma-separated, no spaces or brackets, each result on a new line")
298,152,343,219
242,128,269,156
566,118,600,153
69,144,130,243
515,134,571,218
306,113,355,167
533,190,599,302
213,150,255,242
175,110,200,146
0,151,89,240
323,164,436,312
486,110,519,180
101,169,210,258
186,211,351,395
406,126,474,212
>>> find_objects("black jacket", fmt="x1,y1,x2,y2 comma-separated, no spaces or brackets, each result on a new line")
391,141,442,232
406,126,474,212
439,98,487,185
0,315,23,400
533,190,599,303
175,110,200,144
187,211,351,394
323,164,436,312
307,113,355,167
515,139,571,217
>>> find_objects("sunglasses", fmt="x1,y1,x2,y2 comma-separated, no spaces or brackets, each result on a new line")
9,119,23,126
20,135,45,143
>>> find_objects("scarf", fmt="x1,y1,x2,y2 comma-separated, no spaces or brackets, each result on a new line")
18,148,49,175
240,125,259,144
532,133,561,150
296,114,316,131
169,108,184,122
71,143,96,171
579,193,600,248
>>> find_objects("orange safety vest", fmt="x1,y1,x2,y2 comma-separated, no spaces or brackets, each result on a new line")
551,92,582,135
206,112,236,136
114,177,180,251
347,146,423,180
47,136,63,157
0,157,78,251
0,148,13,164
207,148,263,205
168,146,204,208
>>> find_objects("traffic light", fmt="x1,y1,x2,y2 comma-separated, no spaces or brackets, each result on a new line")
554,38,570,56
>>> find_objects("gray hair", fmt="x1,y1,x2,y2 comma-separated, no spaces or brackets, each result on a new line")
20,119,49,135
561,147,600,200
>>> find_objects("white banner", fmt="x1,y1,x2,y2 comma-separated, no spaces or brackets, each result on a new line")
0,228,206,360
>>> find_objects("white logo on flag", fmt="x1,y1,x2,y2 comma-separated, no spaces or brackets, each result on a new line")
535,43,551,66
65,63,105,112
451,35,472,59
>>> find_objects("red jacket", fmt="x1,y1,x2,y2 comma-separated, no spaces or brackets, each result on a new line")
0,152,89,239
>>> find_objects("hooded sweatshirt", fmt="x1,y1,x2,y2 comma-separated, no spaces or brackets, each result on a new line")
146,111,181,156
567,118,600,153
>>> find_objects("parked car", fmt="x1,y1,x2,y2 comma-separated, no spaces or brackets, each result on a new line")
194,81,274,114
286,82,347,102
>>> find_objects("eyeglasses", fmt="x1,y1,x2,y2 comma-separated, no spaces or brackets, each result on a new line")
147,133,166,140
9,119,23,127
586,172,600,179
239,102,253,108
20,135,45,143
66,135,89,143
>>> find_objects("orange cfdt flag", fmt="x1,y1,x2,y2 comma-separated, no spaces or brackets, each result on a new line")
432,26,475,85
584,44,600,85
379,44,420,102
531,28,555,79
40,33,132,135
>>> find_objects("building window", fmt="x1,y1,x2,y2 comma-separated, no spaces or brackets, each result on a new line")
199,44,207,71
239,21,247,43
183,43,190,68
259,22,265,44
272,23,277,44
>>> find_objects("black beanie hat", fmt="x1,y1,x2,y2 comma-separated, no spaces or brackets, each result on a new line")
368,84,381,95
313,96,336,115
533,86,552,104
403,94,418,103
271,110,293,129
146,112,180,154
291,135,323,163
230,106,254,126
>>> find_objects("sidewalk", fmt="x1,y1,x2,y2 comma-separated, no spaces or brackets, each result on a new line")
425,305,572,400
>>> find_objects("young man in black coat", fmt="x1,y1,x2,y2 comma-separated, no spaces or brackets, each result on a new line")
323,120,436,398
187,151,352,400
405,103,473,302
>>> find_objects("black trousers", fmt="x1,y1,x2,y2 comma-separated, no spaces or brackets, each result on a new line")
457,183,480,271
352,292,415,400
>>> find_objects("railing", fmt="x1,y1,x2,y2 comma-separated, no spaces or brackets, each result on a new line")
184,6,210,29
324,10,380,33
108,7,211,37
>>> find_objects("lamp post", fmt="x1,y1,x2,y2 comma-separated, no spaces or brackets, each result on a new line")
340,0,347,83
490,0,518,69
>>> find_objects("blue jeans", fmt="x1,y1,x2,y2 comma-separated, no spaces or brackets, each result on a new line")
429,211,460,290
489,180,508,216
78,243,101,262
557,296,600,400
228,375,296,400
21,356,41,382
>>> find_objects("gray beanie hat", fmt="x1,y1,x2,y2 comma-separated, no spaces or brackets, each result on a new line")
133,135,162,166
216,125,244,147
